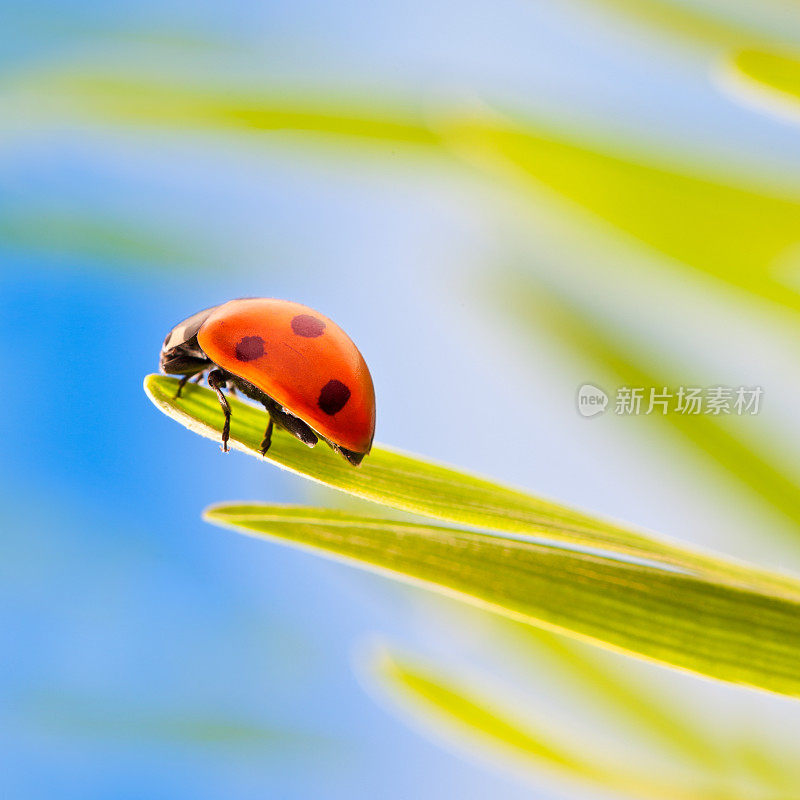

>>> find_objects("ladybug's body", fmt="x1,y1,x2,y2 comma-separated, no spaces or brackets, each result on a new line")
160,298,375,465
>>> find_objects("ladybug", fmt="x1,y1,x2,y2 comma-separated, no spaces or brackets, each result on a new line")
159,298,375,465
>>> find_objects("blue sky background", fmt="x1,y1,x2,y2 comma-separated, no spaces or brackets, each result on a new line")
3,1,800,798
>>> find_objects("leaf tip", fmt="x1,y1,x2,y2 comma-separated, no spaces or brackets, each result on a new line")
202,503,231,524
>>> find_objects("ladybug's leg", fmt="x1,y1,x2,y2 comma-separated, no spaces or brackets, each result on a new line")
259,417,274,456
174,371,204,399
174,374,190,398
207,369,232,452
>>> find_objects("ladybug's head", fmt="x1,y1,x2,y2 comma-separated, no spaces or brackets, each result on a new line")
159,305,217,374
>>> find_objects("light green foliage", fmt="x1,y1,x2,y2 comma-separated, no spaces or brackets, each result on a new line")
0,209,205,269
731,48,800,105
105,28,800,792
368,645,800,799
444,119,800,312
369,646,683,799
23,71,800,311
495,275,800,536
16,74,440,147
478,618,725,768
146,374,800,700
580,0,797,49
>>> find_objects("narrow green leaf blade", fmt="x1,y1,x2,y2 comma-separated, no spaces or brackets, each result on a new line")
22,70,800,310
585,0,795,50
0,209,206,270
144,373,800,599
491,621,726,769
205,504,800,699
732,48,800,105
143,374,667,551
495,275,800,539
16,74,441,147
444,119,800,312
726,48,800,125
368,646,717,800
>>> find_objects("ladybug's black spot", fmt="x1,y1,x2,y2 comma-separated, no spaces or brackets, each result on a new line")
291,314,326,338
318,379,351,415
235,336,265,361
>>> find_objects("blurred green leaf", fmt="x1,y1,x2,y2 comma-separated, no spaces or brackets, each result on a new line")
732,49,800,102
728,48,800,117
496,275,800,536
369,645,649,797
0,209,204,269
584,0,794,49
19,74,441,147
203,502,800,699
368,645,792,800
22,71,800,310
24,695,315,750
494,622,724,769
730,736,800,797
445,119,800,312
144,374,800,597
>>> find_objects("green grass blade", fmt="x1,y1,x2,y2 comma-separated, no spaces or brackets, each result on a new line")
20,70,800,310
15,74,441,147
0,209,206,270
204,503,800,699
445,119,800,312
144,373,800,599
727,48,800,119
496,275,800,538
367,646,727,800
144,375,673,554
492,622,725,769
24,692,319,750
369,646,624,792
732,49,800,102
584,0,793,50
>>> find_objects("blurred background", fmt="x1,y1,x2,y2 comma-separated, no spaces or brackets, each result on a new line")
3,1,800,798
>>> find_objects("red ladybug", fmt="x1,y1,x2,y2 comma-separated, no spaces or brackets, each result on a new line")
160,298,375,465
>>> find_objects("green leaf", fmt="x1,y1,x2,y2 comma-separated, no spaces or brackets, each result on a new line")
23,691,319,750
203,503,800,699
489,621,725,769
0,209,205,270
494,274,800,539
732,49,800,102
728,48,800,117
583,0,794,50
478,617,800,791
367,646,728,800
145,373,800,695
144,374,674,555
444,119,800,312
144,374,799,599
15,73,441,147
368,645,623,790
22,70,800,310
